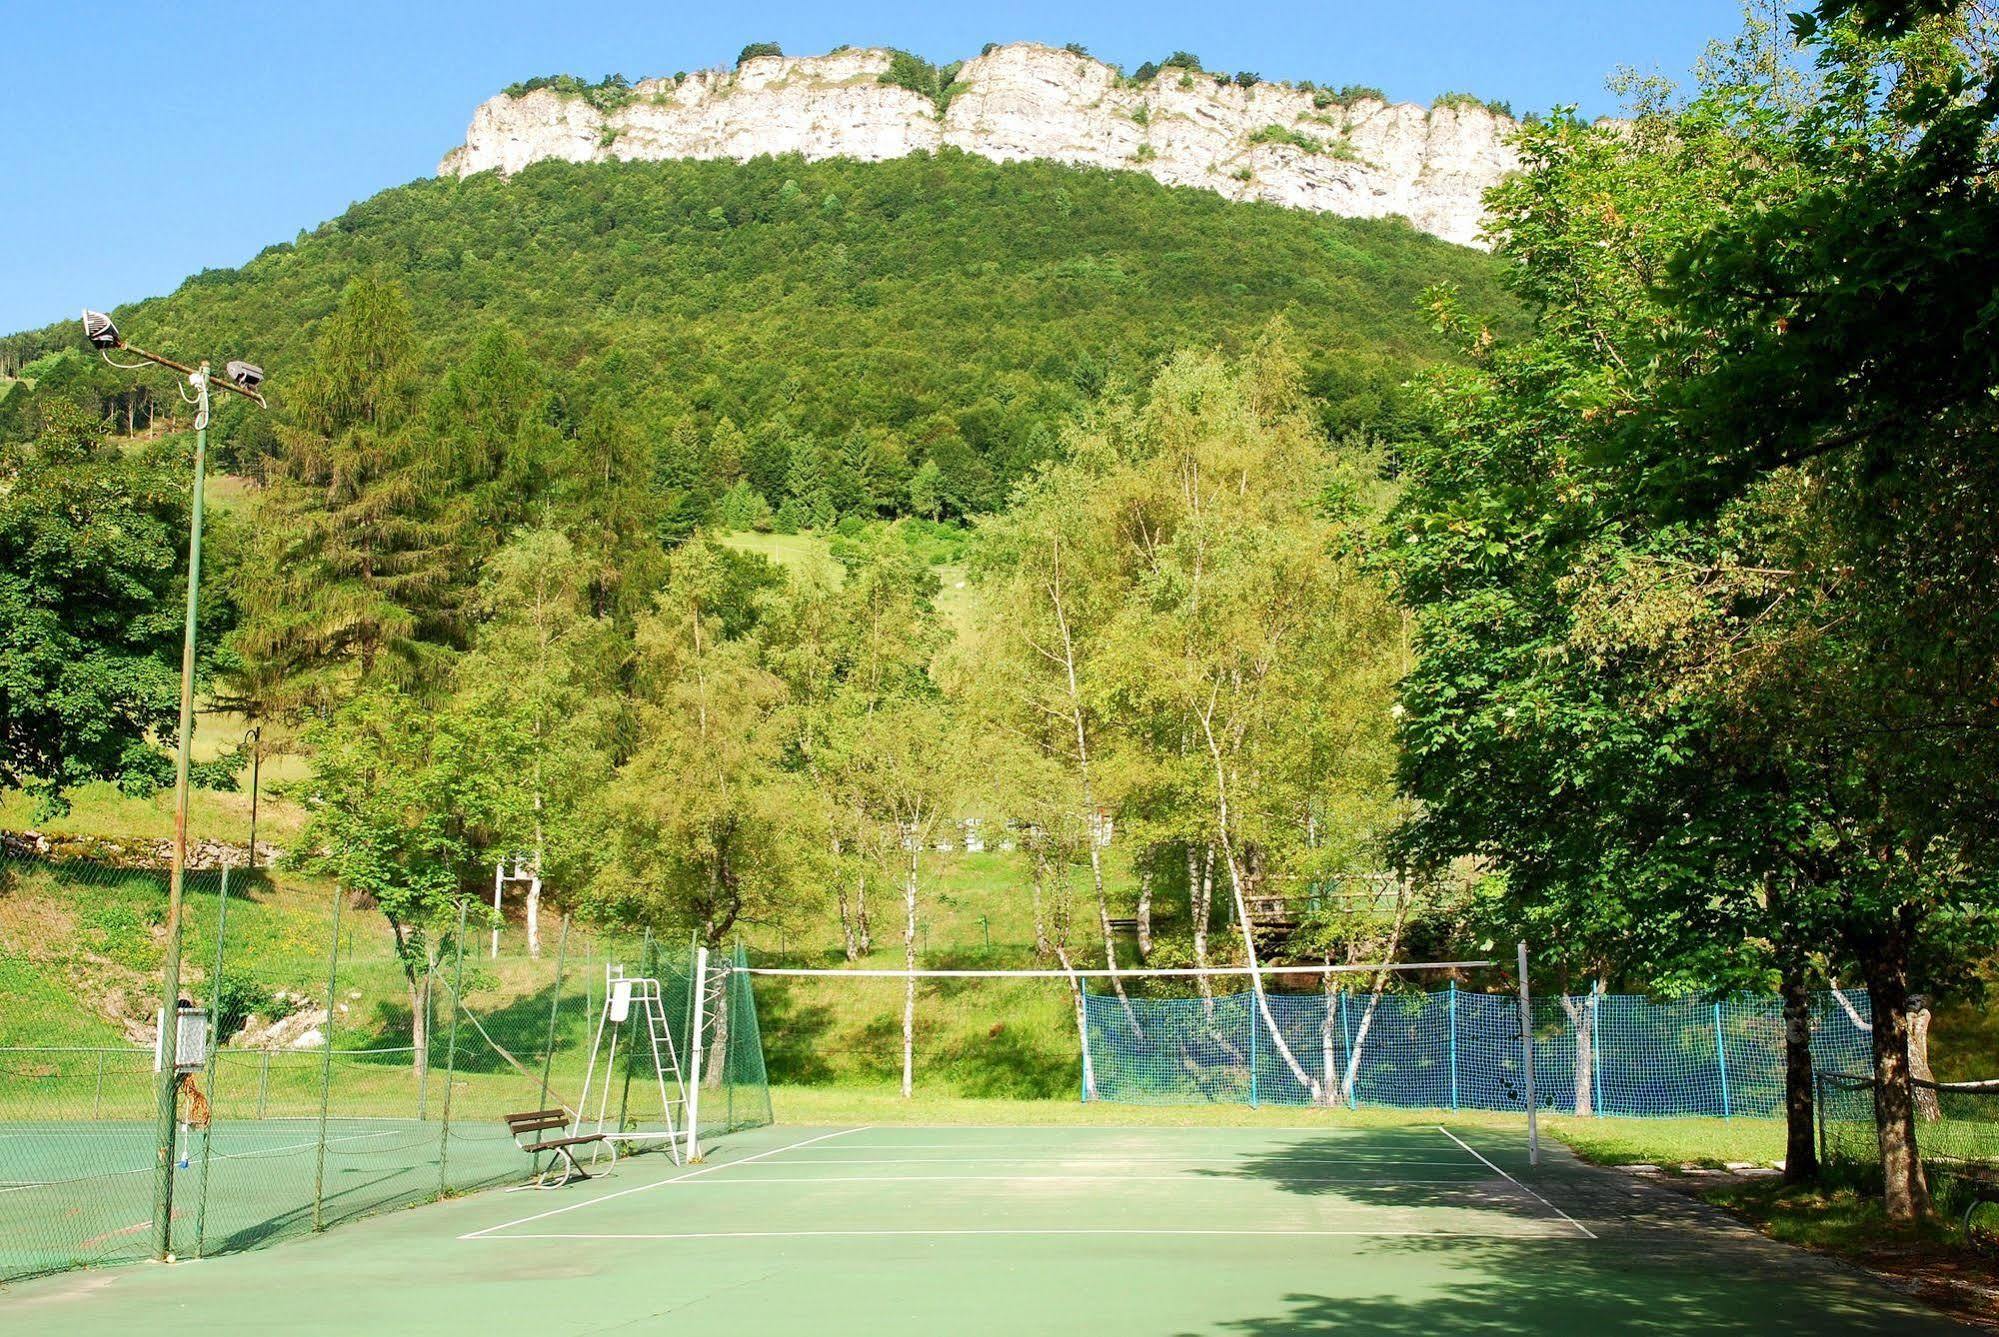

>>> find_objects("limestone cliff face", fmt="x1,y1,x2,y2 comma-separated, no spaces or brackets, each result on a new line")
441,45,1519,249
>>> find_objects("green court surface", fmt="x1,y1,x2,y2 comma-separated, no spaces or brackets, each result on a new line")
0,1122,1973,1335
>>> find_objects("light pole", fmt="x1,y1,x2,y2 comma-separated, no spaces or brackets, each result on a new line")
83,310,266,1262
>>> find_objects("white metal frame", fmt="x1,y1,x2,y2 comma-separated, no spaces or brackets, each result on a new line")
573,965,689,1165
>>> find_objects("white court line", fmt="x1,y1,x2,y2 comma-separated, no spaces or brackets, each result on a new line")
585,1173,1520,1188
719,1151,1487,1159
470,1226,1572,1242
1435,1126,1596,1240
459,1126,871,1240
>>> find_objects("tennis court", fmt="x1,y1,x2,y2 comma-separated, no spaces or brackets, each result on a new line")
0,1120,1972,1335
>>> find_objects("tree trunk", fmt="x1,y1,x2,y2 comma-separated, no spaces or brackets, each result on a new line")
704,981,730,1090
856,856,872,956
527,820,544,961
1054,942,1095,1100
1557,985,1599,1117
1192,844,1215,1011
1136,861,1154,960
1859,934,1931,1220
1030,845,1052,958
901,843,918,1099
1780,963,1819,1183
834,836,859,961
1336,887,1413,1106
1907,997,1941,1122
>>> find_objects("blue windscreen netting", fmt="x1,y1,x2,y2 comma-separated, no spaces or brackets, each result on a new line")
1080,986,1874,1116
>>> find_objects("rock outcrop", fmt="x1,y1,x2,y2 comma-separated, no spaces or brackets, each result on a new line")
441,44,1520,248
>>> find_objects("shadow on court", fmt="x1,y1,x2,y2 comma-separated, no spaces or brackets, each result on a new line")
1192,1131,1973,1336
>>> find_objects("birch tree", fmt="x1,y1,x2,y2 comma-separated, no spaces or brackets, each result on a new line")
831,697,973,1097
456,526,618,956
1093,337,1405,1099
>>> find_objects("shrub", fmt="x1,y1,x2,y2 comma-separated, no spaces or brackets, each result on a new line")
737,42,783,66
1162,51,1202,72
213,969,282,1040
1319,84,1386,109
1064,42,1090,58
1434,91,1513,118
1129,103,1151,127
880,49,967,114
1234,71,1260,88
981,42,1000,56
1133,61,1160,82
501,74,635,115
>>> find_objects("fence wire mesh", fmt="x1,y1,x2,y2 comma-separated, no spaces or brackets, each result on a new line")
1818,1069,1999,1211
1081,984,1875,1114
0,854,769,1283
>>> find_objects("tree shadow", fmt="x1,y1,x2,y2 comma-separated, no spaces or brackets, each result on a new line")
1189,1133,1968,1336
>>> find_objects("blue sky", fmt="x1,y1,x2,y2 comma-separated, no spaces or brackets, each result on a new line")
1,0,1744,335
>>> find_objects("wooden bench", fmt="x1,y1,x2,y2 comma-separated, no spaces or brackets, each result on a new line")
1106,917,1140,935
504,1108,613,1189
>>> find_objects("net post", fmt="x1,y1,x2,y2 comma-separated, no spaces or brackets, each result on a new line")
1714,999,1732,1119
1248,989,1260,1108
1590,988,1605,1118
1517,940,1539,1167
438,896,467,1196
687,944,710,1163
194,864,230,1259
1077,979,1090,1104
1448,980,1460,1112
313,883,345,1232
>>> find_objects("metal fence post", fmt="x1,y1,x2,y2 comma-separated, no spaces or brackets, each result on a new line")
194,866,230,1258
438,898,467,1196
1714,999,1733,1119
312,885,344,1232
537,916,571,1114
1248,992,1259,1108
256,1050,269,1118
1448,981,1460,1112
1590,988,1605,1118
93,1052,106,1120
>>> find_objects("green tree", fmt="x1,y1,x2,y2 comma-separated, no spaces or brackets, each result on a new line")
231,278,450,716
906,458,944,521
295,684,480,1078
589,541,825,947
454,526,620,956
0,400,215,810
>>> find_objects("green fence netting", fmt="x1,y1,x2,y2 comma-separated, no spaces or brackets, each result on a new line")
1817,1069,1999,1214
0,854,769,1283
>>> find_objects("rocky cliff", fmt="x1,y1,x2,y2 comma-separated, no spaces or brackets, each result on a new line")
441,45,1520,249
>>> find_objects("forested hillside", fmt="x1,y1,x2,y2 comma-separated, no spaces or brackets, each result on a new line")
0,150,1517,524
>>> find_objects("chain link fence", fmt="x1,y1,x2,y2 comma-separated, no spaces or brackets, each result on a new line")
0,854,768,1283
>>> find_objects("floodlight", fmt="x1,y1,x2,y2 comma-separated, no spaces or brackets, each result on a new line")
225,360,264,391
82,309,121,349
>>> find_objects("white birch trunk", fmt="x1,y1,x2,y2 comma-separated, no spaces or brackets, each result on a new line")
1136,863,1154,960
1336,885,1412,1106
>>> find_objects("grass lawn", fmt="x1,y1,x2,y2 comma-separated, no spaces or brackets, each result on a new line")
768,1084,1793,1167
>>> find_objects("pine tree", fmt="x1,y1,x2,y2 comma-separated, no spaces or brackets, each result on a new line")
230,278,454,717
